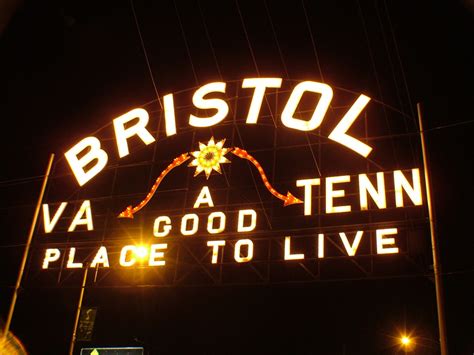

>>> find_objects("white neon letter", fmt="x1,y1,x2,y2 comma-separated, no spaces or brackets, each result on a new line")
113,108,155,158
394,169,423,207
281,81,333,131
237,209,257,232
67,248,83,268
376,228,399,254
326,176,351,213
284,236,304,260
153,216,172,237
181,213,199,236
359,172,386,210
68,200,94,232
339,231,363,256
189,82,229,127
163,93,177,136
234,239,254,263
193,186,214,208
149,244,167,266
296,178,320,215
119,245,136,267
207,211,226,234
318,233,324,259
42,202,67,233
328,94,372,157
42,248,61,269
91,246,110,268
65,137,108,186
207,240,226,264
242,78,282,124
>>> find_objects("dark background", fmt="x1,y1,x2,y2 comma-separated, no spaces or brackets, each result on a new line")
1,0,473,354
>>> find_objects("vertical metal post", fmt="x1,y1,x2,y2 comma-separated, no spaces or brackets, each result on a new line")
417,103,448,355
69,264,89,355
2,153,55,339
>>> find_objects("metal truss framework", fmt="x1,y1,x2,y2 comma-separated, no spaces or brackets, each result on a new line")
25,83,431,290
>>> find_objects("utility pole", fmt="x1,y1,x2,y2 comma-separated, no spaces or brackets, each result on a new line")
417,103,448,355
2,154,55,341
69,264,90,355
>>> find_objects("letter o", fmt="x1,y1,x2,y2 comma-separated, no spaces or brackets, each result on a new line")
181,213,199,236
207,211,226,234
234,239,254,263
281,81,333,131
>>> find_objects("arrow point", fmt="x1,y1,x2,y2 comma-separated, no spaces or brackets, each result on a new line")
284,192,303,206
118,206,134,219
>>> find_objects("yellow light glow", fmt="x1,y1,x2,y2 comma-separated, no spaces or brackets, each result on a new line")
207,240,226,264
237,209,257,232
163,93,177,136
207,211,226,234
339,231,363,256
113,108,155,158
328,94,372,157
42,202,67,233
296,178,321,215
135,245,148,260
234,239,254,263
67,247,83,268
91,246,110,268
193,186,215,208
153,216,172,237
376,228,399,254
149,244,167,266
188,137,231,179
326,175,351,213
180,213,199,236
284,236,304,260
359,172,386,210
65,136,109,186
189,82,229,127
42,248,60,269
281,81,333,131
67,200,94,232
394,169,423,207
401,336,411,345
242,77,282,124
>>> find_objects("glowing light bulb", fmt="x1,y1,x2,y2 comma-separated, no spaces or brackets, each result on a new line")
134,246,148,260
401,336,411,345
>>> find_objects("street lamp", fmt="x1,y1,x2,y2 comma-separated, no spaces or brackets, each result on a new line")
134,245,148,260
401,336,411,346
399,334,414,354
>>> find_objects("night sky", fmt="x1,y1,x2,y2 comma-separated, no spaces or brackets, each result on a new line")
1,1,473,354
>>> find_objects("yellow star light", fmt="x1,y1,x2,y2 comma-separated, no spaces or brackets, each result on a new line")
189,137,231,179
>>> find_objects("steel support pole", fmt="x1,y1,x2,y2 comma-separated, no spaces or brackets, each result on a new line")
2,153,55,340
69,264,89,355
417,103,448,355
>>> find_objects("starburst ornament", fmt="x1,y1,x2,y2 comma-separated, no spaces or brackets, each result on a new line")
189,137,231,179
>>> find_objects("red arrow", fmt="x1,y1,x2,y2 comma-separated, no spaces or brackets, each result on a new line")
118,153,190,218
231,147,303,206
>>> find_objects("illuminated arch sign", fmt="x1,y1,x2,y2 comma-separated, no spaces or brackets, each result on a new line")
38,78,425,283
65,79,372,187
